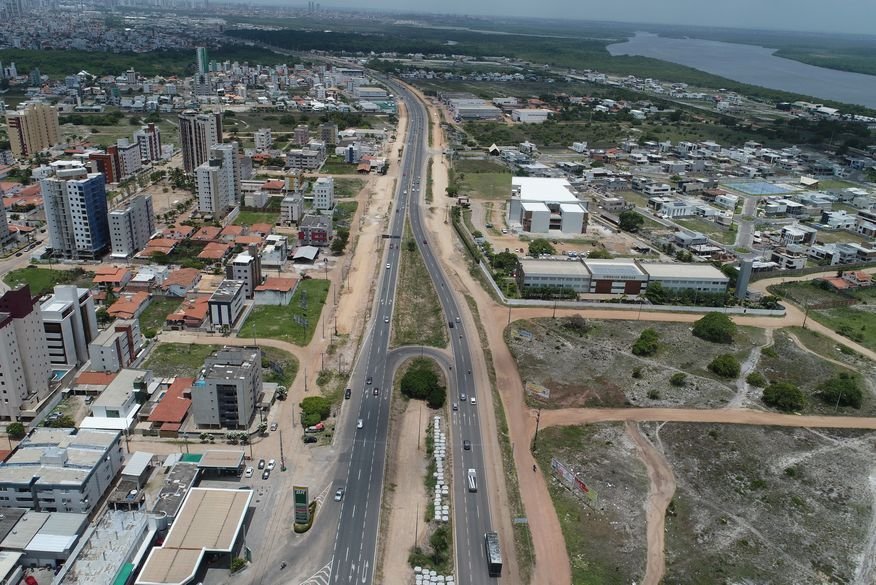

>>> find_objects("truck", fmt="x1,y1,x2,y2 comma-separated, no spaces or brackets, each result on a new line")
484,532,502,577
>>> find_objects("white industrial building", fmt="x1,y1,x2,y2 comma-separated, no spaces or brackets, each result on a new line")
516,259,592,293
448,98,502,121
511,109,552,124
508,177,588,234
40,285,98,368
0,428,124,513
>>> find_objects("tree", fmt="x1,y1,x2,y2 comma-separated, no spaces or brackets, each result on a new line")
491,251,519,274
330,227,350,254
746,372,768,388
619,210,645,233
587,248,612,259
300,396,331,423
6,422,25,440
692,312,736,343
528,239,555,257
817,373,862,409
762,382,805,412
644,281,667,304
708,354,741,378
400,358,445,408
632,328,660,357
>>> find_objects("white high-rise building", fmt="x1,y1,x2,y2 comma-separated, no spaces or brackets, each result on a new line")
41,166,110,260
116,139,142,177
134,123,162,162
178,110,222,173
254,128,272,151
0,286,51,421
312,176,335,210
109,194,155,259
226,250,262,299
40,285,98,367
196,142,240,216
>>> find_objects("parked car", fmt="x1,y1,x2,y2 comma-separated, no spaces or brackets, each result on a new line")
262,470,270,480
303,435,318,444
258,459,266,469
244,467,253,478
270,422,278,431
345,388,352,399
267,459,276,470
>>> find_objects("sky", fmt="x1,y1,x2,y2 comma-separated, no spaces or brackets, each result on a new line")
321,0,876,36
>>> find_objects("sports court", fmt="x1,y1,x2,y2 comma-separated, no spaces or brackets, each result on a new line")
722,181,799,196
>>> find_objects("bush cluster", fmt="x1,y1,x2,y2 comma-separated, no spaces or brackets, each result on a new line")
631,328,660,357
708,354,741,378
400,358,446,409
762,382,805,412
299,396,331,427
692,313,736,344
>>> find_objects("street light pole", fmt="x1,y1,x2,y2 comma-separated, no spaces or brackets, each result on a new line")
533,408,542,451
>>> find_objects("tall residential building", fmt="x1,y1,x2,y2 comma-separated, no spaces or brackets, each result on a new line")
191,346,262,429
196,47,209,75
254,128,272,150
226,250,262,299
0,286,51,421
116,139,142,177
312,176,335,210
88,319,143,373
109,194,155,259
42,166,110,260
40,285,98,367
293,124,310,146
0,205,10,245
134,123,162,162
196,142,240,216
5,101,60,158
88,145,122,184
178,110,222,173
319,122,338,145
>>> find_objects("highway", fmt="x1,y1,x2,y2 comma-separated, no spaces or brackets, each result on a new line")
328,79,501,585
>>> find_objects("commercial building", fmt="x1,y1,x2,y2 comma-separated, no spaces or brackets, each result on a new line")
0,510,88,568
191,347,262,428
508,177,588,234
516,259,592,293
109,194,155,259
40,285,98,368
5,102,60,158
225,250,262,299
298,214,332,246
0,286,51,421
134,123,162,162
582,259,648,295
0,428,124,513
511,109,552,124
448,98,502,121
312,176,334,210
208,280,245,328
196,142,241,216
178,110,222,173
88,319,143,373
42,166,110,260
639,263,729,294
136,488,252,585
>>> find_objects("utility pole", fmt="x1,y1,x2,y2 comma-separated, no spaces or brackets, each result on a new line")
533,409,542,451
304,367,308,392
279,429,286,471
507,304,512,325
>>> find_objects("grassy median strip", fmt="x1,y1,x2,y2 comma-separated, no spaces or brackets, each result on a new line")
391,222,448,348
464,294,534,584
425,159,434,203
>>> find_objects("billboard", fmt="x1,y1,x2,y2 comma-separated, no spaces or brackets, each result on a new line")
293,486,309,524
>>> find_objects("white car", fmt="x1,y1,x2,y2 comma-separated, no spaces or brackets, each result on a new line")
244,467,253,478
470,397,477,405
386,263,391,269
357,419,364,429
267,459,276,470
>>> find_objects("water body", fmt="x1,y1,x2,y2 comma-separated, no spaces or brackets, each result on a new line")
608,32,876,109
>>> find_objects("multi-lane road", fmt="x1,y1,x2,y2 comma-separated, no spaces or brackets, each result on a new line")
327,80,502,584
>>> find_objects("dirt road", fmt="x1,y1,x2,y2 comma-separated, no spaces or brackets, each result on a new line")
625,421,676,585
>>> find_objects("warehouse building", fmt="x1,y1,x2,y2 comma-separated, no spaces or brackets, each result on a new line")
507,177,588,234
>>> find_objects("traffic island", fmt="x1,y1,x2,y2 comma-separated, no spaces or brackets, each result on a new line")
293,501,318,533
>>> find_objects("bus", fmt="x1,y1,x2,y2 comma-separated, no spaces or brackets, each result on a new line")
484,532,502,577
467,469,478,492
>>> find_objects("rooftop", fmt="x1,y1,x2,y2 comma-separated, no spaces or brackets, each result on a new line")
147,378,193,425
209,280,244,303
512,177,579,203
255,277,298,293
519,259,591,277
92,368,147,408
197,450,244,470
638,262,729,280
584,258,647,278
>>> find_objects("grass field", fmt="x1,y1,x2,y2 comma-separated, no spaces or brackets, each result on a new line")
3,267,94,296
391,223,448,348
814,230,874,245
234,210,280,226
769,281,842,307
261,346,299,387
675,217,736,244
334,178,366,198
239,279,330,345
810,307,876,352
455,159,509,174
142,343,219,378
321,157,358,175
138,298,181,334
460,172,512,200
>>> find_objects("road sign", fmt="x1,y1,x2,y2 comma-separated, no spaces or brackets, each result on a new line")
293,486,310,524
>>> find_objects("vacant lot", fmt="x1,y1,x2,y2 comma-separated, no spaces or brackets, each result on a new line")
391,224,447,349
4,267,94,296
674,217,736,245
507,318,765,409
335,178,366,198
535,423,648,585
234,210,280,226
660,423,876,584
138,298,181,334
142,343,219,378
239,279,330,345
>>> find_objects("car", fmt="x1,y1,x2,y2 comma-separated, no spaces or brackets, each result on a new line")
345,388,352,399
448,321,454,329
455,316,461,323
262,470,270,480
366,376,373,385
389,243,394,249
357,419,364,429
452,402,458,411
14,252,22,257
244,467,254,478
270,422,278,431
460,393,467,402
386,263,391,269
373,387,379,396
470,397,477,405
384,316,389,323
303,435,317,444
257,459,266,469
267,459,276,470
334,487,345,501
463,440,472,450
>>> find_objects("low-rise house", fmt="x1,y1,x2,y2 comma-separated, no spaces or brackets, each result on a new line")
770,248,807,270
92,267,131,292
107,291,150,320
165,297,210,329
254,277,298,305
81,368,149,431
145,377,193,436
197,242,233,264
159,268,201,297
192,226,221,242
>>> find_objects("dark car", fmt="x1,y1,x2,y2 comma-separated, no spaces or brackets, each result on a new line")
366,376,373,385
448,321,454,329
373,387,379,396
303,435,317,444
262,470,270,480
257,459,266,469
463,440,472,450
344,388,352,399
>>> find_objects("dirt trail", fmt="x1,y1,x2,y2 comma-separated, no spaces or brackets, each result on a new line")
785,330,852,370
728,329,772,408
625,421,676,585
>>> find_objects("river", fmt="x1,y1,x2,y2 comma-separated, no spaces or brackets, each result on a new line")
607,32,876,109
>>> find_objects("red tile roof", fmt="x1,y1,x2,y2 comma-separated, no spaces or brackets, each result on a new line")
198,242,232,260
236,235,263,246
192,226,222,241
93,267,130,284
148,377,193,424
161,268,201,290
249,223,273,235
75,371,118,386
255,276,298,293
262,180,285,191
108,291,150,319
219,225,244,238
166,297,209,327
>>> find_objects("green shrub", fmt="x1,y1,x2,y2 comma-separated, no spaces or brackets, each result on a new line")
647,389,661,399
746,372,768,388
817,373,863,409
230,557,247,573
708,354,741,378
400,358,445,407
6,422,25,440
631,328,660,357
631,367,643,379
692,312,736,344
669,372,687,387
300,396,332,424
762,382,805,412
